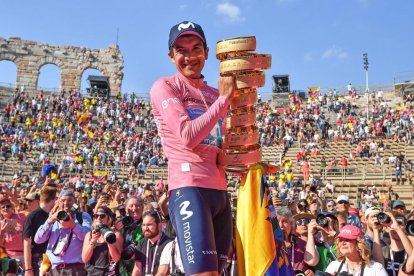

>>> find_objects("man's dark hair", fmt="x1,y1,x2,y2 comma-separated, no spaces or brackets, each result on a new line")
142,210,161,224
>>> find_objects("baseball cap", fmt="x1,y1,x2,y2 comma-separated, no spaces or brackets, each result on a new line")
168,21,206,50
364,206,381,218
25,193,40,201
336,224,363,240
336,194,349,203
392,200,406,209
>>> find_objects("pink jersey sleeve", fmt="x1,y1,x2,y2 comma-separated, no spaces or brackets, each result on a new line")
150,79,230,149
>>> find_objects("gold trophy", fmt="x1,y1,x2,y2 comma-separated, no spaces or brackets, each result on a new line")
216,36,272,172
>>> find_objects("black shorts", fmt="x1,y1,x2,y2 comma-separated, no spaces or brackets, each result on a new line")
169,187,232,274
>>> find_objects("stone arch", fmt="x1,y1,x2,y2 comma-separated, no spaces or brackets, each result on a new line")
37,63,62,92
0,37,123,96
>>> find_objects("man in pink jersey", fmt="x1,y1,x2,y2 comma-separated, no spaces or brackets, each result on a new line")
148,21,235,276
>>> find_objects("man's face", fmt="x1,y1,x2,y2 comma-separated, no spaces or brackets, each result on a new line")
367,211,382,230
168,35,208,79
336,200,349,212
277,215,292,237
142,215,160,239
61,195,74,212
393,206,406,217
126,198,143,222
326,202,335,212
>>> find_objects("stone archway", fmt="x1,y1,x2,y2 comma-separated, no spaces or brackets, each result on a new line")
0,37,123,96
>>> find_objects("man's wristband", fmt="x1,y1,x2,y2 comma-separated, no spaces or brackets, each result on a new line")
24,268,33,271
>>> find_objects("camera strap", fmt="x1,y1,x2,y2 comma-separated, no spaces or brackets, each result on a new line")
52,228,74,254
145,235,161,275
171,240,177,273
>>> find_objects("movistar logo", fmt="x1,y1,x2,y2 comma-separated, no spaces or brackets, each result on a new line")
179,201,193,220
178,22,195,31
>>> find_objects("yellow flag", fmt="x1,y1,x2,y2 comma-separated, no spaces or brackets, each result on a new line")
236,164,276,276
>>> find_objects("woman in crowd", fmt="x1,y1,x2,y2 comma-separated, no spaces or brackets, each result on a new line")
325,224,388,275
82,206,123,276
0,198,26,259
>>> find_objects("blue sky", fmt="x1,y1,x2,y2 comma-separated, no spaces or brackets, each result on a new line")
1,0,413,98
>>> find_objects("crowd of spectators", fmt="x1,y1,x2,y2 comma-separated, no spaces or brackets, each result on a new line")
0,86,413,275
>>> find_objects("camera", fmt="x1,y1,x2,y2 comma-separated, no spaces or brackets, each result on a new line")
118,215,134,229
295,270,306,276
406,220,414,236
57,211,70,221
95,224,116,244
316,214,328,227
376,212,391,224
121,243,137,260
298,204,307,212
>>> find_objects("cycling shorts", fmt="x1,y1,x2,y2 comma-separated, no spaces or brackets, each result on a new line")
169,187,232,274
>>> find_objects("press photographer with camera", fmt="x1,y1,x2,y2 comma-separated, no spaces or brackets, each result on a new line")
34,189,92,276
363,207,386,266
82,206,123,276
380,211,413,276
324,225,387,275
130,210,172,276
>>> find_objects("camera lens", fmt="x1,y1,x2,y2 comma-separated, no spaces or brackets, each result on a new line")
406,220,414,236
95,224,116,244
376,212,391,224
57,211,69,221
122,215,134,229
316,215,328,227
121,244,136,260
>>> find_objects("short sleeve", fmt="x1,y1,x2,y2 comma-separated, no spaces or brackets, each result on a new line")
159,241,173,266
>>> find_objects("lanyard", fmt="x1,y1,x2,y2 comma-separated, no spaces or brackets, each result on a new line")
145,236,161,275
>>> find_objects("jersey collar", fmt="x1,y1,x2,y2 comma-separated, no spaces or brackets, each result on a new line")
176,72,205,89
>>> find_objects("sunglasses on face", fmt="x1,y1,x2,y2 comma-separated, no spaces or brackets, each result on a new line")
1,205,12,209
327,204,334,208
337,200,349,205
296,218,310,226
93,214,107,219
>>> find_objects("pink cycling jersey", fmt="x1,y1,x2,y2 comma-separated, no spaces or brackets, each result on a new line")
150,72,230,191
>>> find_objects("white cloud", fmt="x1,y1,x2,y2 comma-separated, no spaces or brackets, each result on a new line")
322,46,348,60
216,2,245,22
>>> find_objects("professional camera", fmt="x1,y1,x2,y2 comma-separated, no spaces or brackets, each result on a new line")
316,214,328,227
376,212,391,224
298,204,307,212
406,220,414,236
118,215,134,229
57,211,70,221
121,243,137,260
95,224,116,244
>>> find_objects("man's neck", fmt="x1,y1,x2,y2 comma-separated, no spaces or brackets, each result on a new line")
40,202,52,212
149,232,162,245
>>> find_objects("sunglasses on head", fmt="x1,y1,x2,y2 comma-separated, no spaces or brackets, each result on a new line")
93,214,107,219
296,218,310,226
337,200,349,205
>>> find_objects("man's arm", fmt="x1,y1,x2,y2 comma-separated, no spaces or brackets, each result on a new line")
34,219,54,244
150,77,234,149
131,261,143,276
304,220,320,266
71,212,92,240
371,227,385,266
23,238,33,272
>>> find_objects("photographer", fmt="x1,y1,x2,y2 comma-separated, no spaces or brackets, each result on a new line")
381,212,412,276
82,207,123,276
131,210,172,276
363,207,386,266
313,212,339,272
34,190,92,275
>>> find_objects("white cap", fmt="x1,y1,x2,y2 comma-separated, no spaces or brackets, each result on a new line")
364,207,381,218
336,194,349,203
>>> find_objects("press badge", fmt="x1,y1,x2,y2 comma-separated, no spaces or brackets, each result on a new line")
181,163,190,172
